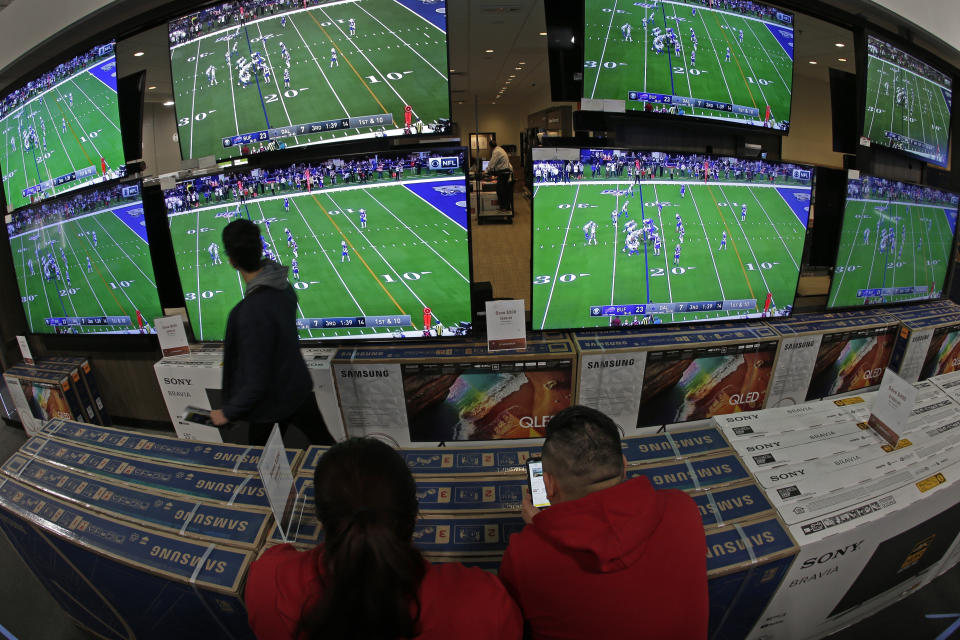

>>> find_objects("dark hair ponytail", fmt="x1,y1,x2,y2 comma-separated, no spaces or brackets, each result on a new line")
297,438,425,640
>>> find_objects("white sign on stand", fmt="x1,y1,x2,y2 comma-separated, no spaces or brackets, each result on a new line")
868,368,918,446
485,299,526,352
16,336,34,366
155,315,190,357
258,424,296,541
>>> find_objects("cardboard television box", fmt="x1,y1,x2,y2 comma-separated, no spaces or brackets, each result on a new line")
40,355,111,425
0,476,255,640
888,310,960,382
626,452,753,493
41,419,302,473
572,324,780,430
3,368,85,435
880,299,960,321
331,336,576,446
154,347,346,442
9,361,99,424
764,311,899,406
1,452,270,550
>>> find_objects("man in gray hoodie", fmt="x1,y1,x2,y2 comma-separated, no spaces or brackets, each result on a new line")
210,219,333,446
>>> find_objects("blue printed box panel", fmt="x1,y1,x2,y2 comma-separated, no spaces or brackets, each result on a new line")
575,326,777,351
707,552,796,640
403,447,541,475
413,516,526,554
705,517,796,574
334,339,574,361
899,312,960,329
881,301,958,320
621,427,729,462
21,437,270,509
0,478,254,640
767,312,895,335
2,454,268,548
299,445,329,476
42,420,300,472
415,479,526,512
692,483,774,528
627,454,751,491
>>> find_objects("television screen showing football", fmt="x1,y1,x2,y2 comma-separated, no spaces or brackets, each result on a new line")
583,0,794,131
863,35,953,167
532,149,812,329
827,175,959,309
0,41,126,212
163,148,471,340
6,180,162,334
168,0,452,160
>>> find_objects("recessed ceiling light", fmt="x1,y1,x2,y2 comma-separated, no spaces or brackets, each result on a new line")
133,51,144,57
835,43,845,48
518,61,526,65
808,60,818,65
163,100,175,106
456,100,464,104
485,49,494,53
506,81,511,84
509,74,516,78
838,57,848,62
539,32,547,36
449,68,455,73
515,67,522,70
147,85,157,90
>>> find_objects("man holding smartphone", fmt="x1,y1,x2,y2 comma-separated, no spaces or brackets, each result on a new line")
500,406,708,639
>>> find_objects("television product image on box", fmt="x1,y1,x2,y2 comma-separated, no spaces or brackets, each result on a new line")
6,179,162,334
163,147,471,341
806,325,897,400
532,149,811,329
168,0,452,160
863,35,953,167
0,41,126,212
584,0,794,131
827,175,959,309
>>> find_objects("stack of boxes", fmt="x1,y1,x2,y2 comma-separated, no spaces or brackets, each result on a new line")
886,303,960,382
0,420,302,639
3,356,110,435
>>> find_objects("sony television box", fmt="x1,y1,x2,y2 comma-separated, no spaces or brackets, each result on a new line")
40,419,301,473
0,476,255,640
572,324,780,431
1,453,270,550
331,336,576,446
154,347,346,441
40,355,111,425
888,311,960,382
764,311,899,406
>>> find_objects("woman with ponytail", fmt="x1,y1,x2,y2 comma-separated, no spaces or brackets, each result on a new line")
245,438,522,639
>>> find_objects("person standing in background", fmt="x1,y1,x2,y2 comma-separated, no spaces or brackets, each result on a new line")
485,140,514,213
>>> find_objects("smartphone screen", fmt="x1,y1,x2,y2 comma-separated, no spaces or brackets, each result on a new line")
527,458,551,508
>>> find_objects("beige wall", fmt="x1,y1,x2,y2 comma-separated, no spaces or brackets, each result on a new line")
782,70,846,169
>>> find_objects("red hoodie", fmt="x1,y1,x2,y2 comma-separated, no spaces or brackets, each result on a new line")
499,476,708,640
245,544,522,640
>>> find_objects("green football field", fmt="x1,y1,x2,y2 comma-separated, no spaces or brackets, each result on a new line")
169,177,471,340
1,56,124,211
863,55,952,167
10,205,163,334
584,0,793,128
827,199,956,308
533,180,809,328
171,0,450,160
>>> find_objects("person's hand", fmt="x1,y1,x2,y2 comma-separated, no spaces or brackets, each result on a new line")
521,490,542,525
210,409,229,426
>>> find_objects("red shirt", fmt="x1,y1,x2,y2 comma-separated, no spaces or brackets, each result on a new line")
245,544,522,640
499,477,708,640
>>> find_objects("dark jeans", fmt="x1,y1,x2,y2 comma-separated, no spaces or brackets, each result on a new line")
248,392,335,446
494,171,513,211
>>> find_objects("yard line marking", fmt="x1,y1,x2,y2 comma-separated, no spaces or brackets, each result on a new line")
194,207,203,339
540,184,581,329
309,11,391,115
669,9,694,98
255,202,315,338
76,219,139,322
225,40,240,135
717,14,761,109
324,192,439,325
35,226,58,322
356,3,447,80
41,99,77,174
16,236,34,328
62,221,108,319
909,209,918,287
742,18,789,91
55,84,105,161
52,97,95,169
749,187,799,269
707,186,757,300
367,189,468,281
254,22,300,144
689,185,729,315
695,10,735,105
69,76,121,132
310,193,414,325
830,201,868,307
47,225,82,320
288,14,355,136
91,216,157,287
188,39,201,159
590,0,618,99
651,185,675,320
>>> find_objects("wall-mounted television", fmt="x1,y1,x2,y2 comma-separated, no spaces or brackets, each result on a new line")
162,146,471,340
827,174,959,309
168,0,452,160
583,0,794,131
532,149,812,329
0,41,126,212
862,35,953,167
5,179,162,334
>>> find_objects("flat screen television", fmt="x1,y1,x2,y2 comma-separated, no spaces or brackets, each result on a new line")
532,149,812,329
826,174,959,309
162,147,471,340
862,35,953,167
168,0,452,160
0,41,126,212
583,0,794,131
5,179,162,334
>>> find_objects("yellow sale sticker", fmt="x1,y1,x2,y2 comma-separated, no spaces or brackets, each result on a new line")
916,473,946,493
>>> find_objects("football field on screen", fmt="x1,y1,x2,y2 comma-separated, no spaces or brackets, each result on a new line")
1,58,124,211
533,181,808,329
584,0,794,127
10,208,162,334
169,178,471,341
170,0,450,160
828,200,956,308
863,56,952,166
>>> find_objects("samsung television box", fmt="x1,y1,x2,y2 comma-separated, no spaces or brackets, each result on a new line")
332,336,576,446
627,452,754,493
0,476,255,640
40,355,111,425
765,311,899,406
573,324,780,431
3,368,84,435
888,311,960,382
9,360,99,424
881,299,960,321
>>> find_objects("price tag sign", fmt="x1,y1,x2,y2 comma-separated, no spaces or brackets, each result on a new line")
155,315,190,357
257,424,296,541
867,368,917,446
16,336,34,365
485,300,527,352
